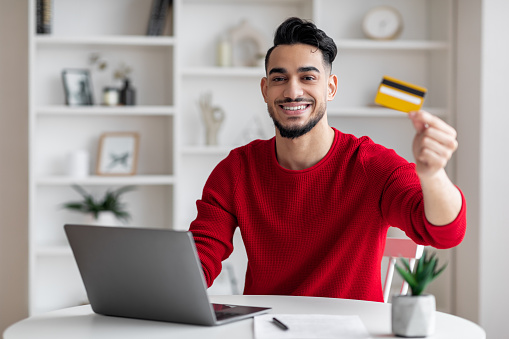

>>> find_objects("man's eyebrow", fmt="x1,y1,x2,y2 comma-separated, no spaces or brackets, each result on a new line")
268,67,287,75
298,66,320,73
268,66,321,75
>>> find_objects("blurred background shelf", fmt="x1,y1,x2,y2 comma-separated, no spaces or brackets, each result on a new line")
36,105,175,116
35,35,176,46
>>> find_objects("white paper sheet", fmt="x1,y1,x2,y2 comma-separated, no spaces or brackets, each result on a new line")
254,314,372,339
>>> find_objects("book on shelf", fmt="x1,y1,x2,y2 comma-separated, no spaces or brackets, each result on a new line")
36,0,53,34
147,0,172,36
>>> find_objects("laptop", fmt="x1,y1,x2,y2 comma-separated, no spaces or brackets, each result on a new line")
64,224,270,326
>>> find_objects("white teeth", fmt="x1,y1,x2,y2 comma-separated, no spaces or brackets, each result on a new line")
283,105,307,111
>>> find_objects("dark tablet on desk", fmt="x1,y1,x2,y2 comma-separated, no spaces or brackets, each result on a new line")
64,224,270,326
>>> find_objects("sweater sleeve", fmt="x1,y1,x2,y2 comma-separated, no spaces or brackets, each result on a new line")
380,163,466,249
189,151,240,287
360,139,466,249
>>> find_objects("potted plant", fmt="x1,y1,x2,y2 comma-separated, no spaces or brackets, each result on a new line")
392,250,447,337
62,185,135,225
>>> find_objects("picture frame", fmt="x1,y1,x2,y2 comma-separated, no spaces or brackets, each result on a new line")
96,132,140,176
62,69,94,105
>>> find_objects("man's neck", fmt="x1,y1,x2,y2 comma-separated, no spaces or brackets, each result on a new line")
275,120,335,171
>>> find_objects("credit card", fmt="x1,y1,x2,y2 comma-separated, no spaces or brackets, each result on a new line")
374,76,427,113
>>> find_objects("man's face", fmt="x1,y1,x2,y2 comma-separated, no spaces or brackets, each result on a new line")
261,43,337,139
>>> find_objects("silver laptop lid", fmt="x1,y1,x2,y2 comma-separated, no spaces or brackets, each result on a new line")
64,224,217,325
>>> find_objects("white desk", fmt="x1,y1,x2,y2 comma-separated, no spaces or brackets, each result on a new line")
4,295,485,339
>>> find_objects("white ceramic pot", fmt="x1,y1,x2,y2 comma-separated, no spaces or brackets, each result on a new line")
85,211,120,227
391,294,436,337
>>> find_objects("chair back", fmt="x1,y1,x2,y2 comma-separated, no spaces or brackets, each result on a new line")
383,237,424,303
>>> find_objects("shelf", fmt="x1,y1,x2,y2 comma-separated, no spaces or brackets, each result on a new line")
327,107,447,118
336,39,449,51
181,41,449,62
180,40,447,78
36,105,175,116
181,67,265,77
36,175,175,186
35,35,176,47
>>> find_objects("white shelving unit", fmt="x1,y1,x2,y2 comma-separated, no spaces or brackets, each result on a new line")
28,0,178,315
28,0,456,313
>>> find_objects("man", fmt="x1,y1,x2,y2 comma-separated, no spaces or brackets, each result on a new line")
189,17,466,302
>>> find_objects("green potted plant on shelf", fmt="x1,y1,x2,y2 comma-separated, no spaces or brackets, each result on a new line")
62,185,135,226
392,250,447,337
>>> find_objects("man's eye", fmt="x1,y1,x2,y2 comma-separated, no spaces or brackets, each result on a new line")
272,77,285,82
303,76,315,81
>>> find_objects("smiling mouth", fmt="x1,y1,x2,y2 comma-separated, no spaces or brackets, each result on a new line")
281,104,309,111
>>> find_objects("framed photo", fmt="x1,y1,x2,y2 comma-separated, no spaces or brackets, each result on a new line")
62,69,94,105
96,132,139,176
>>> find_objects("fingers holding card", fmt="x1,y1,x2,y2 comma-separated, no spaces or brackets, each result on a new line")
373,76,458,177
409,110,458,178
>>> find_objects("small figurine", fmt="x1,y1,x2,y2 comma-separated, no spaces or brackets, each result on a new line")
199,93,225,146
230,20,268,67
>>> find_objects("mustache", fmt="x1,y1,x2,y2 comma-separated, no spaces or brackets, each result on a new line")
275,98,314,105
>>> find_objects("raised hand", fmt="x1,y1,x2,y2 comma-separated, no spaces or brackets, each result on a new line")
409,110,458,179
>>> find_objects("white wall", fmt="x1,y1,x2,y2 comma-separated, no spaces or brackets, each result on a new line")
478,0,509,335
0,0,30,334
455,0,509,337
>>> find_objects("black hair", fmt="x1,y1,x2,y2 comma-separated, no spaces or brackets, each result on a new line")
265,17,337,73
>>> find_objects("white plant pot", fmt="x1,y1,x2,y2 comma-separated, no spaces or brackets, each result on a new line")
392,294,436,337
85,211,120,227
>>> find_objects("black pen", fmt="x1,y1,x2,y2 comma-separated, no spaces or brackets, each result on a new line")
272,317,289,331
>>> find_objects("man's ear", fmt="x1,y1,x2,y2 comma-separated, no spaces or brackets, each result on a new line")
327,74,338,101
260,77,268,103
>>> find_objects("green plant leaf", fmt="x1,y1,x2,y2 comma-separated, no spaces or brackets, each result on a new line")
395,265,418,288
394,249,448,296
62,185,135,224
417,258,435,282
433,263,447,279
71,185,92,199
62,202,87,211
400,258,412,272
416,252,425,274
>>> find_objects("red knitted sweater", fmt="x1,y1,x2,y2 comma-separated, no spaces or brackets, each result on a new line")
189,128,466,302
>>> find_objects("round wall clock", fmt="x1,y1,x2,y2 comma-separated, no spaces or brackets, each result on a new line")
362,6,403,40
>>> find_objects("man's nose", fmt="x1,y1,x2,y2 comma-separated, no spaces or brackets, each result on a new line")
283,78,304,99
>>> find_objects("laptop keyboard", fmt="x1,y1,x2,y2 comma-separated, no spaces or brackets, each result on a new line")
213,304,244,321
212,303,271,322
215,311,242,321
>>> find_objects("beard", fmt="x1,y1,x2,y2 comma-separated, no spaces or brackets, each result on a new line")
268,99,326,139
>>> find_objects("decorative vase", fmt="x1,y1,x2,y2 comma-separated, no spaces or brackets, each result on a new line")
103,87,119,106
67,150,90,178
120,78,136,105
199,92,225,146
392,294,436,337
217,34,232,67
85,211,120,227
